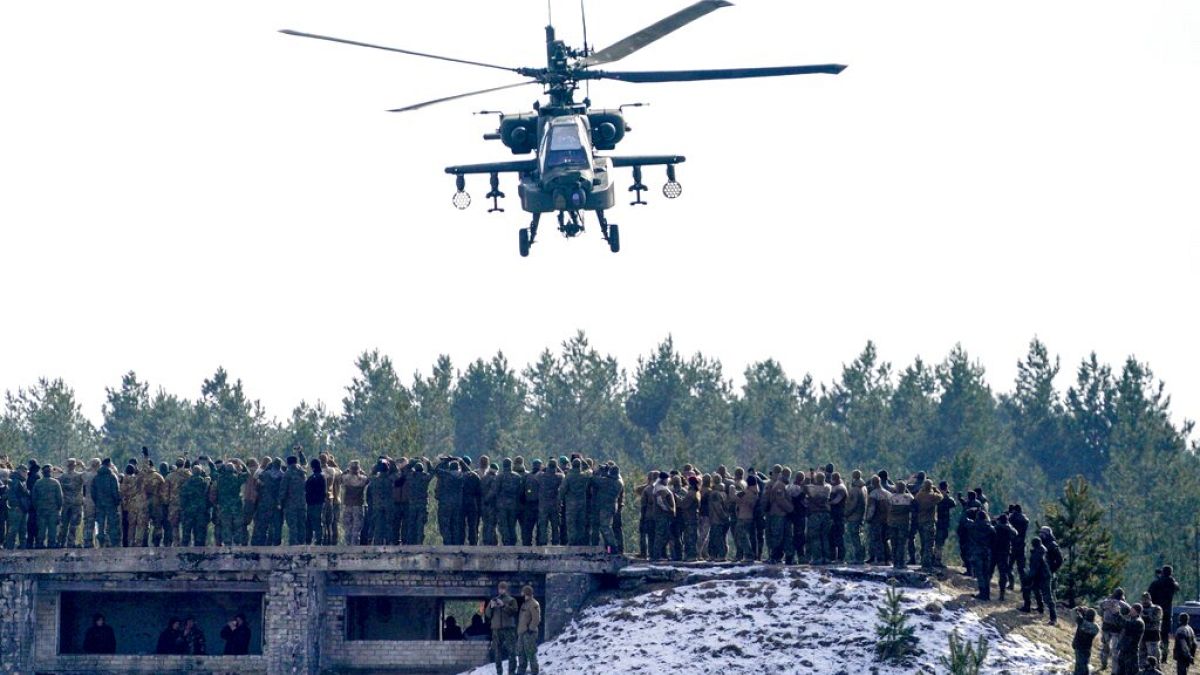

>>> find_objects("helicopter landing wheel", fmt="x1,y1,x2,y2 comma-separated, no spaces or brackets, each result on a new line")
608,224,620,253
519,228,531,257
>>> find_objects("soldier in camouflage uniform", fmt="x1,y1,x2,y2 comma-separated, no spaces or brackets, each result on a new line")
461,456,481,546
91,459,121,547
591,465,623,553
366,461,392,545
480,456,499,546
252,459,284,546
486,581,519,675
180,465,211,546
281,455,308,545
338,460,368,545
765,467,793,564
558,459,589,546
321,454,341,546
81,458,101,547
520,459,541,546
4,466,30,549
536,462,562,545
215,463,245,546
1140,591,1164,669
57,459,85,547
497,458,524,546
401,460,432,545
516,584,541,675
33,464,63,548
435,458,465,545
125,461,153,547
143,461,169,546
913,479,943,571
164,459,188,546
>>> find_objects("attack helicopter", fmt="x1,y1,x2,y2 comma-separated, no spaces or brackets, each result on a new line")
282,0,845,257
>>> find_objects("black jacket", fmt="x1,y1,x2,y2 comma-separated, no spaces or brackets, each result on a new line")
305,472,326,507
83,624,116,654
220,622,252,655
155,628,186,655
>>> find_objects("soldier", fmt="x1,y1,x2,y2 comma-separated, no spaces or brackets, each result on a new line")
828,471,847,562
733,475,757,562
26,459,40,546
610,464,626,554
805,472,832,565
367,462,393,546
79,458,101,547
1142,592,1164,670
1073,606,1099,675
844,470,867,565
516,584,541,675
251,460,282,545
1174,612,1196,675
992,513,1018,601
33,464,63,548
1150,567,1181,662
788,472,807,563
490,458,519,546
1021,538,1058,625
486,581,519,675
280,455,308,545
520,459,541,546
401,460,432,545
57,459,85,548
4,466,30,549
558,459,589,547
536,462,562,545
1116,605,1146,675
144,461,169,546
91,459,121,547
675,474,700,560
435,458,465,545
165,459,189,546
239,458,258,546
216,462,245,546
934,481,956,568
179,465,211,546
320,454,341,546
119,463,137,546
339,460,368,544
765,467,793,564
968,511,996,600
638,472,655,558
461,456,481,546
480,456,499,546
1100,589,1133,671
886,482,914,570
866,475,890,564
304,459,326,545
390,460,406,544
913,479,943,571
705,474,730,561
1009,504,1030,582
124,461,153,547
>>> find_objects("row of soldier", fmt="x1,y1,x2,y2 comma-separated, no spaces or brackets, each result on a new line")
0,450,628,549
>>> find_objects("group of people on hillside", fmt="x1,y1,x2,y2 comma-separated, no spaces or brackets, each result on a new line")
636,463,1057,619
0,449,627,551
1071,566,1197,675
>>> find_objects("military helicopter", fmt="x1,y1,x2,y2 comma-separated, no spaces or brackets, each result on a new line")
282,0,844,256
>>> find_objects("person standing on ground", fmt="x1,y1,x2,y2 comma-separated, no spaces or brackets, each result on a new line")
486,581,519,675
516,584,541,675
1073,606,1099,675
1150,566,1181,662
1174,612,1196,675
33,464,62,548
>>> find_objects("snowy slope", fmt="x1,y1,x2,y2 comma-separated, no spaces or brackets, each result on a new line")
461,565,1064,675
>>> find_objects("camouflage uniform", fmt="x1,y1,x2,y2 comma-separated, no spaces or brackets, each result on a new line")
215,464,245,546
886,486,914,570
58,462,85,547
805,476,832,565
33,468,63,548
765,474,793,564
322,459,341,546
4,470,31,549
81,460,100,547
535,464,562,546
339,465,368,545
142,464,168,546
485,591,518,675
497,461,524,546
281,460,307,545
367,466,393,546
179,468,211,546
844,474,868,564
461,461,481,546
165,462,190,546
558,462,589,547
91,464,122,547
434,460,465,545
252,462,284,546
401,463,432,545
520,461,541,546
594,468,625,552
913,482,944,570
480,460,499,546
516,594,541,675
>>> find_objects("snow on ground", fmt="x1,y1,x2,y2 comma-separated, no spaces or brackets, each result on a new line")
461,566,1064,675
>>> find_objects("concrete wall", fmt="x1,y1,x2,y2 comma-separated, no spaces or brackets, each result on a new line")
0,546,622,675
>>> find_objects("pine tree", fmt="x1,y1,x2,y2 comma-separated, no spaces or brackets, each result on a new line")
874,585,918,662
1043,476,1127,606
938,630,989,675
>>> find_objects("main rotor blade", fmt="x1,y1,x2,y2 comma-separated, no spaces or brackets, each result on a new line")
585,64,847,83
388,81,538,113
579,0,733,67
280,29,520,73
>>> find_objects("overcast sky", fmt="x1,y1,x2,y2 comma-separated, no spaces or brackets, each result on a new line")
1,0,1196,431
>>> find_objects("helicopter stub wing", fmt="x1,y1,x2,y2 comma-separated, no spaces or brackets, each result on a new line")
608,155,686,167
444,160,538,175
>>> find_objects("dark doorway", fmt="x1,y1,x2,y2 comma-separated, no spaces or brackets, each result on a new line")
58,591,264,656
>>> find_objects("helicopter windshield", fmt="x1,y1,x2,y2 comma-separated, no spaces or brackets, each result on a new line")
542,120,590,171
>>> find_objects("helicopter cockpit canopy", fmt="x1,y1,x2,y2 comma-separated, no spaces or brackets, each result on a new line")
540,117,592,174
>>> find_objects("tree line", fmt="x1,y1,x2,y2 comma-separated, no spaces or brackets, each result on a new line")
2,332,1195,599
